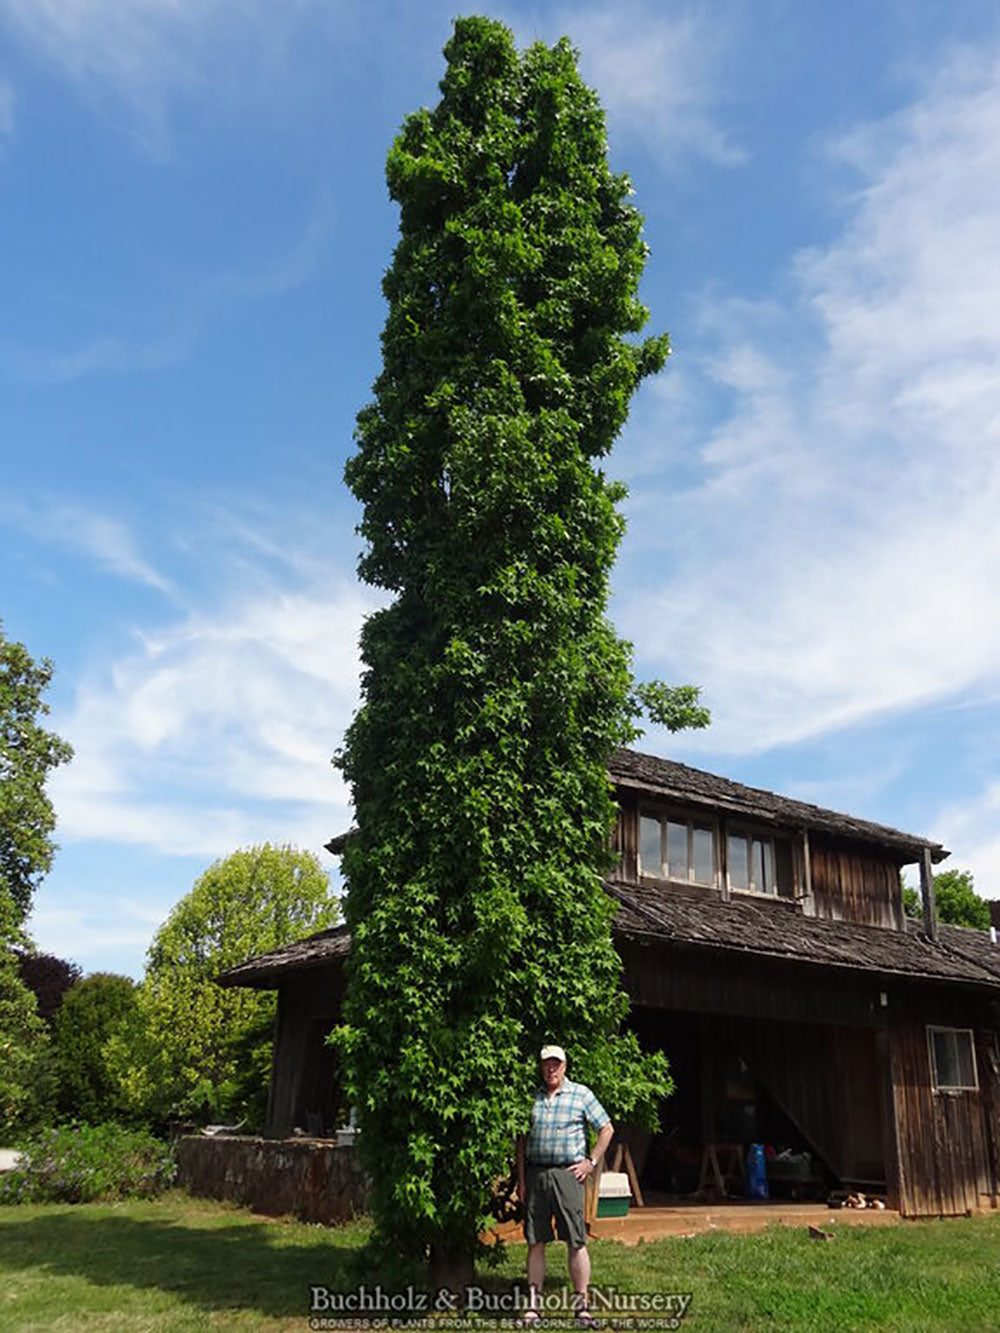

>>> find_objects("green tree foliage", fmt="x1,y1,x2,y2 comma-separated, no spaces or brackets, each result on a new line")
336,18,683,1277
109,845,336,1128
0,622,73,924
0,899,55,1142
904,868,991,930
53,973,139,1124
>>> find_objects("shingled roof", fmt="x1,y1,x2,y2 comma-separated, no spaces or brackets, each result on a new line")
609,748,949,863
219,891,1000,993
917,919,1000,984
218,924,350,988
325,750,949,865
608,881,1000,989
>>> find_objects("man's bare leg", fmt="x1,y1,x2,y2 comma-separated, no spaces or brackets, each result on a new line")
567,1244,591,1314
526,1242,547,1316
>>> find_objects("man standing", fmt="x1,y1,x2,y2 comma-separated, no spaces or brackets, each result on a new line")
516,1045,614,1325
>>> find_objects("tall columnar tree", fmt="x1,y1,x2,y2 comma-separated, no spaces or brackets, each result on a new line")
337,18,697,1281
0,622,73,924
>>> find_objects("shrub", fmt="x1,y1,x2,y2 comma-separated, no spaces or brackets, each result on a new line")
0,1122,176,1204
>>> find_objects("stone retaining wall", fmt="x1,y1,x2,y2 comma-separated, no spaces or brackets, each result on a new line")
175,1135,369,1225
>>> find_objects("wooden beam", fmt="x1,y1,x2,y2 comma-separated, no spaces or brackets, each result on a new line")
920,847,938,940
699,1014,715,1143
875,1022,901,1212
802,827,813,909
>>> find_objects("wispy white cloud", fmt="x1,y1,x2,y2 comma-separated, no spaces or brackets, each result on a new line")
932,780,1000,897
2,498,176,594
615,45,1000,755
28,896,166,971
0,0,297,155
553,1,745,167
47,503,377,861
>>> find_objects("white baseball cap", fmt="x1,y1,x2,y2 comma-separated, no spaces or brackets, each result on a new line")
540,1044,567,1063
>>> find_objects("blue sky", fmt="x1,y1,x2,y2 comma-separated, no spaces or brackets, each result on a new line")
4,0,1000,978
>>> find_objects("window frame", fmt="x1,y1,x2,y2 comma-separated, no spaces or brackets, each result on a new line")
638,808,718,888
927,1026,979,1093
725,826,778,897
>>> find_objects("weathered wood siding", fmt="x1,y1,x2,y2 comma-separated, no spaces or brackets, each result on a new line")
975,1028,1000,1206
890,1011,991,1216
809,839,903,930
621,938,886,1029
266,967,342,1138
615,789,639,882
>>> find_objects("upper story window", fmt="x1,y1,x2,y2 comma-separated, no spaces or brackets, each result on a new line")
727,832,775,894
640,812,716,886
928,1027,978,1092
637,808,798,899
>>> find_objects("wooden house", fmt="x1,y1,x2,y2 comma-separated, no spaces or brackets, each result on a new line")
220,747,1000,1218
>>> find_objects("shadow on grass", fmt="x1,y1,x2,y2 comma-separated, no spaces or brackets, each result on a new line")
0,1205,421,1321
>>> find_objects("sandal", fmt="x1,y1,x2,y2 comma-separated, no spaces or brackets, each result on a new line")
575,1311,598,1329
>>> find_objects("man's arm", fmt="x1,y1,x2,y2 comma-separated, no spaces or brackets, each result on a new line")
592,1119,614,1167
570,1119,614,1182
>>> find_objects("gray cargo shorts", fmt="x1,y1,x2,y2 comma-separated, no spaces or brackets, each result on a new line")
524,1163,587,1248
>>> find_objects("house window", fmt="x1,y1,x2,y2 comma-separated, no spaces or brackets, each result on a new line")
928,1027,978,1092
639,812,715,886
727,832,776,894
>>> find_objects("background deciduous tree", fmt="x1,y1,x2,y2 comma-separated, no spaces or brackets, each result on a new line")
53,972,139,1125
0,899,55,1142
336,17,696,1285
903,868,990,930
0,621,73,925
17,951,82,1025
108,844,336,1128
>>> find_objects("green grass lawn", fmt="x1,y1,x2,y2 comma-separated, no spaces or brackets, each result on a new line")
2,1194,1000,1332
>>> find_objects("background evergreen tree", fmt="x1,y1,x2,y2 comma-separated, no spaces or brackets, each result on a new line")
336,17,701,1284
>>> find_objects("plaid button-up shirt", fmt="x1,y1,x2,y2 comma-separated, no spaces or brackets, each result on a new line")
525,1078,610,1166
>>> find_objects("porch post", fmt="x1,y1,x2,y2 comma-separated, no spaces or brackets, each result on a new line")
920,848,938,940
875,1014,902,1213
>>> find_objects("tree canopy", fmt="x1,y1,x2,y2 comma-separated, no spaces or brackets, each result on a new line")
904,868,991,931
336,17,686,1280
17,951,82,1024
0,622,73,924
0,897,55,1141
53,972,139,1125
110,844,337,1127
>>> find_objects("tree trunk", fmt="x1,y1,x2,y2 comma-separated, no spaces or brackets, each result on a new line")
428,1240,475,1304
